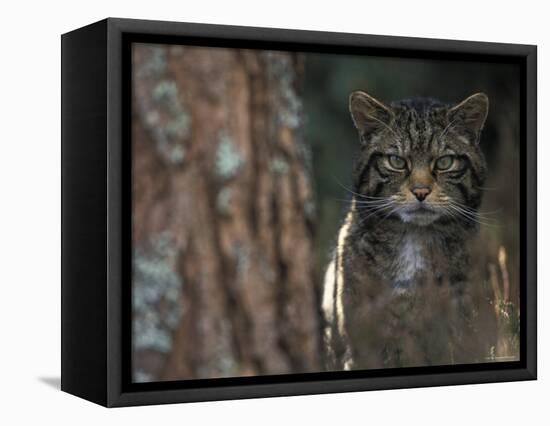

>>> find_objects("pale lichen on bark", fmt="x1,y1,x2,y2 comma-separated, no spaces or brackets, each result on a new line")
134,45,191,166
132,233,183,381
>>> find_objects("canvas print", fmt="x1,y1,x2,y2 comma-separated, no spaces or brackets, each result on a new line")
131,43,520,382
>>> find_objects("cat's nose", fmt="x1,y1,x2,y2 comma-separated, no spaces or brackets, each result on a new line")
411,185,432,202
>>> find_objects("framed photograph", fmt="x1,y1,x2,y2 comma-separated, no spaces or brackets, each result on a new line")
61,18,537,407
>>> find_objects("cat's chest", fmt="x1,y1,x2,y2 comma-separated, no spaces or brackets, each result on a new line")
391,234,434,287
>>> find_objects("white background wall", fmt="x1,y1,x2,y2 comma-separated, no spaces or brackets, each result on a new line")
0,0,545,423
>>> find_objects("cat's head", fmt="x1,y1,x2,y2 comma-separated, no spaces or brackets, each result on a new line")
349,91,488,227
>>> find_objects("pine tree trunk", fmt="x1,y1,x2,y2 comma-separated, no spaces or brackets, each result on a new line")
131,44,320,381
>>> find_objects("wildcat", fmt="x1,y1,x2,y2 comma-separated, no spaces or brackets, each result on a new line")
322,91,490,371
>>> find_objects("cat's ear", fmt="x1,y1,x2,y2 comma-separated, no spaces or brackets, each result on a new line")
447,93,489,144
349,91,394,140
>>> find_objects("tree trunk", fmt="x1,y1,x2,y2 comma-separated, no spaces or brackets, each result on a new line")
131,44,320,381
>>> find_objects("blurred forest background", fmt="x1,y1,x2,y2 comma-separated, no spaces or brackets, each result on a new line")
132,43,520,382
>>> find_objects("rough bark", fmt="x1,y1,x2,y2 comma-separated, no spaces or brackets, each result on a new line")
131,44,320,381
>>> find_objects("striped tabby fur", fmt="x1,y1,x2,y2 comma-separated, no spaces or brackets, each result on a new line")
323,92,489,370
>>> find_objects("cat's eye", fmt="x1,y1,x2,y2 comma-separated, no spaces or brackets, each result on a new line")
388,155,407,170
435,155,455,171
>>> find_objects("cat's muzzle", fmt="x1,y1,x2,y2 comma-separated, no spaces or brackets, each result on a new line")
398,203,441,226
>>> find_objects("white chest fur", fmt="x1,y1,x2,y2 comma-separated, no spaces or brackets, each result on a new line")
393,234,427,284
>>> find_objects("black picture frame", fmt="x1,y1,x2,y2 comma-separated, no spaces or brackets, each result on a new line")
61,17,537,407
